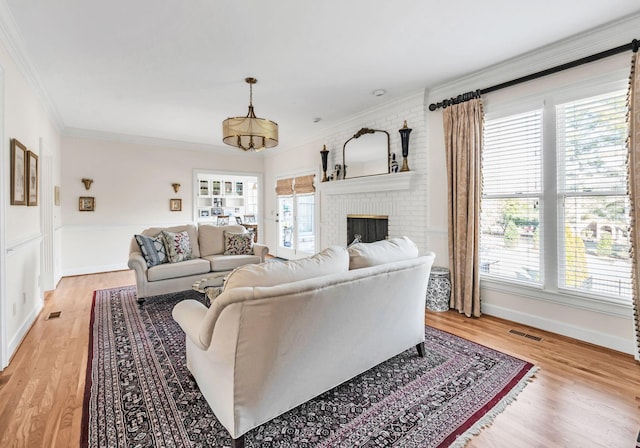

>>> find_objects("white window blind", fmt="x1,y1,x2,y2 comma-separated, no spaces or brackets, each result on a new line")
556,90,631,298
481,110,543,284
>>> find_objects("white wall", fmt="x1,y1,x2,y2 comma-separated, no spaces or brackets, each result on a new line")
0,36,61,368
425,15,640,354
60,136,264,275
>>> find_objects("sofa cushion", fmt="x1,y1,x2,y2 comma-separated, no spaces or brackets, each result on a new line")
198,224,247,257
347,236,419,269
130,224,200,258
203,254,262,272
223,231,254,255
223,245,349,291
135,234,167,267
161,230,193,263
147,258,211,282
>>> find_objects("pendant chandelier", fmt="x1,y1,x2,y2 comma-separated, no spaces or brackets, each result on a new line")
222,77,278,152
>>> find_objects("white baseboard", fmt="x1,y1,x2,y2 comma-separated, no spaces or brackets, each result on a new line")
6,302,42,369
481,302,634,355
62,263,128,278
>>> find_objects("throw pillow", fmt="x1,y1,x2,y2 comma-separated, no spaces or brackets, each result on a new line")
135,234,168,267
223,231,254,255
223,246,349,291
161,230,193,263
348,236,419,269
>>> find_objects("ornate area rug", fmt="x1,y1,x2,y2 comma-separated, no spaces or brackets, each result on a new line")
82,286,537,448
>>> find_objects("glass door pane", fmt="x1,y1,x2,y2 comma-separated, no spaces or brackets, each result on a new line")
277,196,296,259
296,194,315,256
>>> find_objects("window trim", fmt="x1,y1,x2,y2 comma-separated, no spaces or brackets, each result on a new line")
481,277,632,318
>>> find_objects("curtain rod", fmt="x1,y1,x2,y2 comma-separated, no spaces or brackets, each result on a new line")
428,38,639,111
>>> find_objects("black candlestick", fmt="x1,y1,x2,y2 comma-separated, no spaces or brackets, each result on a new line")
399,120,412,172
320,145,329,182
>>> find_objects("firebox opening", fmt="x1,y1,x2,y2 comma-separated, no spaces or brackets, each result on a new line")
347,214,388,244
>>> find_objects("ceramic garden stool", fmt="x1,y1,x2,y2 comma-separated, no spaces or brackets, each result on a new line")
426,267,451,312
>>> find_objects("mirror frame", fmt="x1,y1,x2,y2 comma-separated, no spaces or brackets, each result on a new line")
342,128,390,179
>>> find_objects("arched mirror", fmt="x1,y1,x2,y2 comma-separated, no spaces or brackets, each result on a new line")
342,128,390,179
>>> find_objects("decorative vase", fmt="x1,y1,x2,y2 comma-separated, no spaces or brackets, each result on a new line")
399,120,412,172
320,145,329,182
390,153,399,173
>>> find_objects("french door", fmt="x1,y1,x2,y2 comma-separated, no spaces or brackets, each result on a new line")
276,175,316,259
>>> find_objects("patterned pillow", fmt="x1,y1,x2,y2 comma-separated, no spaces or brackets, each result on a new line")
161,230,193,263
223,231,254,255
135,234,168,267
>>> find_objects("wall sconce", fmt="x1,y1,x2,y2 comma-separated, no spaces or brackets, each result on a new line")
172,183,181,193
81,178,93,190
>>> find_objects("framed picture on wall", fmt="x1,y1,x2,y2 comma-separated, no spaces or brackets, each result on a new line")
79,196,95,211
10,138,27,205
170,198,182,211
27,150,38,206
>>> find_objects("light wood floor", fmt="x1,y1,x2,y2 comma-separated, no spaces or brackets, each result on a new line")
0,270,639,447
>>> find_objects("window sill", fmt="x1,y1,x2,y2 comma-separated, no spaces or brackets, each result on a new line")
480,277,632,318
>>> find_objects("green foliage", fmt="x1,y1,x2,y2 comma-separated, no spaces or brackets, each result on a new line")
565,226,589,288
500,199,538,230
596,232,613,257
503,221,520,247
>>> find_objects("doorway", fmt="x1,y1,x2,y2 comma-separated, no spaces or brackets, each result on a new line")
275,174,317,259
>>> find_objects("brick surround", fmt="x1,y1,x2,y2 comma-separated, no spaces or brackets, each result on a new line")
318,93,429,254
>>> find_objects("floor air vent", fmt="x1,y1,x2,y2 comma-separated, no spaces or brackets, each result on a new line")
46,311,62,320
509,329,542,342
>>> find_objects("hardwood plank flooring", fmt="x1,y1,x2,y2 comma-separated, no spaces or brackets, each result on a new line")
0,270,639,447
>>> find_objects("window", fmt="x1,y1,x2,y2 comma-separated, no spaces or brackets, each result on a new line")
481,88,631,303
481,110,543,285
557,91,630,297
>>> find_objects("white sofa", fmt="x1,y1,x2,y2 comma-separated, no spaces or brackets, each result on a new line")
172,237,435,447
128,223,268,303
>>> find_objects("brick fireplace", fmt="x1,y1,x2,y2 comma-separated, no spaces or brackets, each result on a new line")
318,171,426,251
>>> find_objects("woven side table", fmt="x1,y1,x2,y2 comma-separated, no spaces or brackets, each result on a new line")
426,267,451,312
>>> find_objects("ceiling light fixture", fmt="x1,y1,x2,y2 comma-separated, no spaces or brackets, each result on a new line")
222,77,278,152
372,89,386,97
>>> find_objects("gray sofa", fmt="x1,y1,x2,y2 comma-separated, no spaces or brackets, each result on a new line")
128,223,268,303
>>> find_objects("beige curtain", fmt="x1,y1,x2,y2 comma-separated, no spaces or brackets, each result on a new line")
443,98,483,317
628,51,640,361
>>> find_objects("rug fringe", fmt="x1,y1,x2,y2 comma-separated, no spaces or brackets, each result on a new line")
448,365,539,448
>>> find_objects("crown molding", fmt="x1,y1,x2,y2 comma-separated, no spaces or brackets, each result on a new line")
0,0,63,131
427,12,640,104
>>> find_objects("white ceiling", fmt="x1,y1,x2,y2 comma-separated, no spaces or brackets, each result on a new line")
3,0,640,151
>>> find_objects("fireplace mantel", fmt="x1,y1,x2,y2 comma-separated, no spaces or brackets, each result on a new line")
317,171,417,195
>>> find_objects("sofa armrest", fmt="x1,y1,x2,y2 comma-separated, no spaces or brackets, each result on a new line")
128,252,148,270
253,243,269,262
127,252,149,300
172,299,209,350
